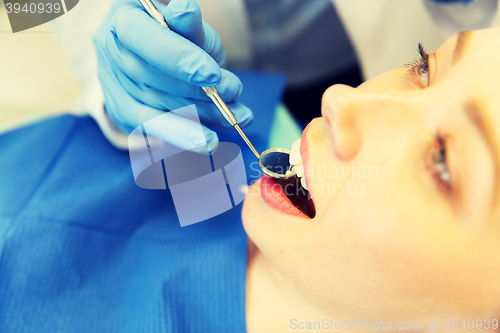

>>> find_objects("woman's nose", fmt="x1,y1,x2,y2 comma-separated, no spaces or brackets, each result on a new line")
321,84,361,161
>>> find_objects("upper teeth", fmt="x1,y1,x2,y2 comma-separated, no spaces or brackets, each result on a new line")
289,139,308,190
290,139,303,165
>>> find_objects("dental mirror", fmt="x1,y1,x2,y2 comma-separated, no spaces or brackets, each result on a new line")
258,148,296,179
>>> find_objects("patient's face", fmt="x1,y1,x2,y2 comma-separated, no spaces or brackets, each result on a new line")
243,28,500,319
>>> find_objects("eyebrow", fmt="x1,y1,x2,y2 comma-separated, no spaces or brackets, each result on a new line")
453,31,472,64
463,99,499,206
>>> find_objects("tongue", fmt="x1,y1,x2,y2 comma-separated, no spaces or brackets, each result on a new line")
276,178,316,218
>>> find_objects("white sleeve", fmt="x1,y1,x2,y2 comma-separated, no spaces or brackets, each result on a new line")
51,0,136,150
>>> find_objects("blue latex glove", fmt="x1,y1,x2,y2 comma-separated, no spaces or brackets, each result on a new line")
93,0,253,150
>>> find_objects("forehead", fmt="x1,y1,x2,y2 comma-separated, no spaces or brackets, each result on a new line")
438,29,500,123
423,29,500,217
451,28,500,91
461,29,500,133
453,28,500,214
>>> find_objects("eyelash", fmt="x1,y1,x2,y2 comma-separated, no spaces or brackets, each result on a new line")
406,43,430,87
431,134,452,194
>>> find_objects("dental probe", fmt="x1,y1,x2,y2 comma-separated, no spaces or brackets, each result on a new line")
137,0,260,159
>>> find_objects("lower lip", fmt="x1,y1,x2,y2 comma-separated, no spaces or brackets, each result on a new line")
260,175,314,218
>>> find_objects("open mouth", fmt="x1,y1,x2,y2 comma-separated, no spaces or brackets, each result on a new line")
260,122,317,219
261,174,316,219
278,177,316,218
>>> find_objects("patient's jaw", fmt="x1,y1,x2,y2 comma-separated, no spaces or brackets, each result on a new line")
243,27,500,326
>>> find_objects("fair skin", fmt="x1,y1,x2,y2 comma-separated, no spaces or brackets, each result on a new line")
243,28,500,332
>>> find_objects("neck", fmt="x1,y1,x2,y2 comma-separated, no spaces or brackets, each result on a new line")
246,239,351,333
246,239,498,333
245,238,470,333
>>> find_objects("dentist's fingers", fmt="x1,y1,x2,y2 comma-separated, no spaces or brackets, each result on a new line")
113,68,252,129
100,69,219,151
158,0,226,64
112,0,221,86
109,34,242,101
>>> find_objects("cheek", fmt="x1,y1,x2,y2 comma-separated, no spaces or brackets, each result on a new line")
293,137,461,307
306,192,449,310
319,149,498,309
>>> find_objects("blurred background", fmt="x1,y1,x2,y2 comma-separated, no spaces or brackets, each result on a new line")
0,1,80,133
0,0,498,134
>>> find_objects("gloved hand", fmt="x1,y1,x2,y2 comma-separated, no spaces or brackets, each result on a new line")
93,0,253,151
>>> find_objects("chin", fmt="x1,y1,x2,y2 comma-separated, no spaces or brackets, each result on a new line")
241,178,264,236
242,120,320,249
242,179,319,264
